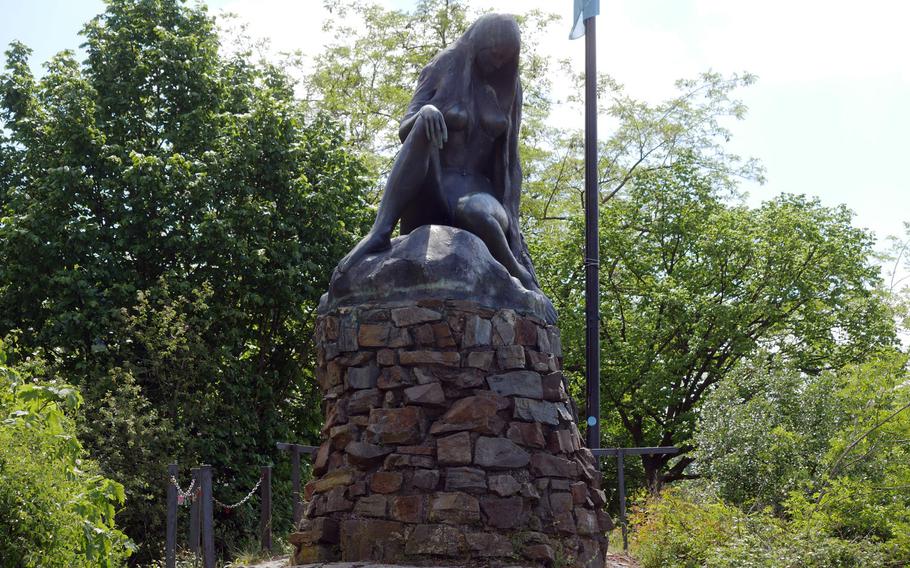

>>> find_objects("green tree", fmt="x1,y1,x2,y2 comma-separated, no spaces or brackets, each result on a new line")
544,157,895,487
0,0,370,560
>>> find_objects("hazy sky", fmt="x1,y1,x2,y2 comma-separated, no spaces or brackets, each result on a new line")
2,0,908,252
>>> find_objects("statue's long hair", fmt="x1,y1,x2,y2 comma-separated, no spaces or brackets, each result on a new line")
403,14,536,283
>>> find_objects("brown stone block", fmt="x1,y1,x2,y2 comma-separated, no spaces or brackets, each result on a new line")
367,406,426,444
377,365,412,389
507,421,547,448
513,397,560,425
474,436,530,469
515,317,539,346
537,326,552,352
523,543,556,564
403,382,446,406
548,429,578,454
322,361,344,390
336,351,374,367
324,486,354,512
404,523,467,556
399,350,460,367
488,474,521,497
444,299,495,316
391,306,442,327
323,315,339,341
330,423,358,450
444,467,486,491
496,345,525,369
370,471,403,494
429,492,480,524
571,481,588,505
465,350,495,370
384,453,436,469
289,516,339,545
431,321,457,347
465,532,514,557
360,308,390,322
576,508,599,535
345,441,394,468
354,494,388,517
542,372,568,401
338,321,358,352
413,323,436,345
491,310,517,345
358,323,390,347
347,480,367,498
549,491,574,515
486,370,543,398
481,495,528,529
396,444,435,456
554,511,577,534
390,494,426,523
340,518,406,561
462,315,492,347
313,441,331,476
377,348,396,366
345,363,380,390
437,431,472,465
411,469,440,491
388,326,413,348
430,395,505,435
530,452,579,478
308,468,355,495
347,388,382,414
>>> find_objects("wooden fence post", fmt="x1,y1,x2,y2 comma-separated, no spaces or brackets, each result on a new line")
200,465,215,568
189,467,201,558
166,463,177,568
291,446,302,526
260,466,272,552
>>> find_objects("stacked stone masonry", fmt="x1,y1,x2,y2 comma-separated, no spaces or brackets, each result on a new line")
292,300,610,567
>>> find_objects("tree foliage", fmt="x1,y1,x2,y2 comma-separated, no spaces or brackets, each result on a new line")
541,156,895,486
0,343,134,567
0,0,370,560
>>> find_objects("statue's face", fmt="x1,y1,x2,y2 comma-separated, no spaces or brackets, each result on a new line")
476,43,517,76
473,17,520,78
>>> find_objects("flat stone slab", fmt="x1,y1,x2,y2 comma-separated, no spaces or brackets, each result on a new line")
319,225,554,323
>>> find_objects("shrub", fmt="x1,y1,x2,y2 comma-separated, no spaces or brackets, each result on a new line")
0,343,134,567
629,485,890,568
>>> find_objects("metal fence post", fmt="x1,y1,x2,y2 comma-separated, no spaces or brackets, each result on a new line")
616,449,628,551
200,465,215,568
189,467,201,558
260,466,272,552
291,446,302,526
166,463,177,568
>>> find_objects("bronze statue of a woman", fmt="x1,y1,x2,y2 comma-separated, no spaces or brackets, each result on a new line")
336,13,545,305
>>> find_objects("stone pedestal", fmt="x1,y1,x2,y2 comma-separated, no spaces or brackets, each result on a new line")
291,299,610,567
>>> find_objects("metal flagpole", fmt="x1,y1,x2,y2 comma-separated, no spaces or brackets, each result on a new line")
580,5,601,451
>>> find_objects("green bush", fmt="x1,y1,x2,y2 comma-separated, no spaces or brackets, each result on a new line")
629,486,889,568
0,343,134,567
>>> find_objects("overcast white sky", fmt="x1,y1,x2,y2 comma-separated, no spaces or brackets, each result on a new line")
2,0,909,254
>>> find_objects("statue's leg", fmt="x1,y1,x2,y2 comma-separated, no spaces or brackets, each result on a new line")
453,192,537,291
335,116,434,274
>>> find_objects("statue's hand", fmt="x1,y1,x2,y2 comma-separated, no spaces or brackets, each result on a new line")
419,104,448,149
